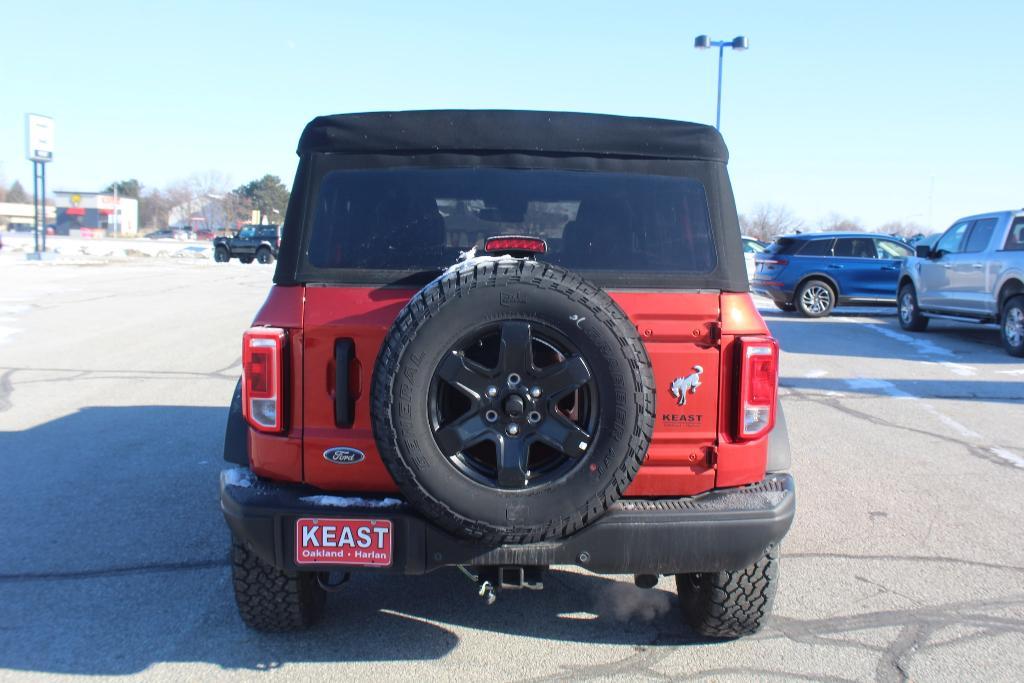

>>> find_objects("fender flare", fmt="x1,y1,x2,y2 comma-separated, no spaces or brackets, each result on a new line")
224,378,249,466
766,400,791,473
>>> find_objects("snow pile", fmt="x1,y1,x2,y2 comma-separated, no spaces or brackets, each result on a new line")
222,467,255,488
300,495,404,509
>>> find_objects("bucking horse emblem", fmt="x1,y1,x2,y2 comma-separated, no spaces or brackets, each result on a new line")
670,366,703,406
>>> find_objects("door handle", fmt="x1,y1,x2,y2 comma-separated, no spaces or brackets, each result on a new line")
880,265,898,271
972,263,984,269
942,263,952,268
827,264,843,269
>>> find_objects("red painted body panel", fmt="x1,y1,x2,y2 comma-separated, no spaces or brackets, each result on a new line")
300,286,417,493
248,286,305,483
244,283,775,496
715,293,772,488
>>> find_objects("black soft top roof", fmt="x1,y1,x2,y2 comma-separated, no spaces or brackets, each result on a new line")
297,110,728,162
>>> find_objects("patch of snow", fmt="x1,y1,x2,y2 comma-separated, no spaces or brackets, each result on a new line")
938,361,977,377
300,495,404,509
0,326,22,345
990,447,1024,469
996,369,1024,376
222,467,254,488
864,324,954,358
444,253,519,275
845,378,914,399
457,246,477,261
805,369,829,378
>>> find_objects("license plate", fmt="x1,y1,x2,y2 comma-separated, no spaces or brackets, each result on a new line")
294,518,393,567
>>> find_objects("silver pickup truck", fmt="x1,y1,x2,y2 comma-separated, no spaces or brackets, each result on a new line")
897,209,1024,356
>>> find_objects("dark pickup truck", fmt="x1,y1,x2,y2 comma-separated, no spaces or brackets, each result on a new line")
213,225,280,264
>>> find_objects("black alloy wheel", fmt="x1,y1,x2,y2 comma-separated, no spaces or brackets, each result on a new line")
429,320,596,490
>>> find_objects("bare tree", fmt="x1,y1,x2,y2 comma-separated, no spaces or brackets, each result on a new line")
819,213,863,232
739,203,804,242
878,220,926,238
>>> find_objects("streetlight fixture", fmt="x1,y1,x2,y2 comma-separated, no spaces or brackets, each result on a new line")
694,35,749,130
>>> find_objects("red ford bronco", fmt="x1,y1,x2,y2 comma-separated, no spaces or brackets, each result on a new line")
221,110,794,638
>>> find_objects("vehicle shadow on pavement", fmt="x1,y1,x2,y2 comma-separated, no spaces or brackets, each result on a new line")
0,405,704,676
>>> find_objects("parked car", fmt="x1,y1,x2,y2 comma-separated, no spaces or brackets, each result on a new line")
213,224,280,263
7,222,34,232
898,209,1024,356
220,110,793,638
742,236,766,282
752,232,914,317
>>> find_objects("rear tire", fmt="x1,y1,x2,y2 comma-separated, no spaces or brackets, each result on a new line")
675,545,779,639
795,279,835,318
256,247,274,264
1001,295,1024,357
898,284,929,331
231,535,325,631
214,246,229,263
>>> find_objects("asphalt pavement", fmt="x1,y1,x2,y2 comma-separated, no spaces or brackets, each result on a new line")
0,257,1022,681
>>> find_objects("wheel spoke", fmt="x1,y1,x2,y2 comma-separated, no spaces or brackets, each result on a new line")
537,356,591,399
495,436,529,488
535,414,591,457
436,351,490,399
434,413,491,456
498,321,533,373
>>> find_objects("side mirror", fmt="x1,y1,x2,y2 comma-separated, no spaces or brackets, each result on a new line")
915,245,932,258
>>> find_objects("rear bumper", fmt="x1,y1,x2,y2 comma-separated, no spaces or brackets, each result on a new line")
221,469,795,575
751,282,792,304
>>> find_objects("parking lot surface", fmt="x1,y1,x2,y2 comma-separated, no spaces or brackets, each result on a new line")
1,258,1022,681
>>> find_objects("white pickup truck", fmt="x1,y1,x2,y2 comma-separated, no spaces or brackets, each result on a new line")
897,209,1024,356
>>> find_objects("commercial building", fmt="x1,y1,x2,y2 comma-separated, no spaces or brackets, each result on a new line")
53,191,138,236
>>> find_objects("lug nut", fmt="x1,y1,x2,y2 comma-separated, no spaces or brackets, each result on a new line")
507,423,520,436
528,411,542,424
486,386,498,398
507,373,521,387
530,386,541,398
485,410,499,423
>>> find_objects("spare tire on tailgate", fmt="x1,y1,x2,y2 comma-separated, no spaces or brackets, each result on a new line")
371,258,655,544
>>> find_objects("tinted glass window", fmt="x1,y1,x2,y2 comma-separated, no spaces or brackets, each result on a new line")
833,238,878,258
238,227,255,238
306,168,717,273
766,238,799,255
742,238,765,254
876,239,913,259
964,218,997,253
935,221,970,254
797,239,834,256
1005,217,1024,251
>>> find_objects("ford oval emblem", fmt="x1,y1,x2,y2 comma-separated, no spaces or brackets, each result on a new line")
323,447,365,465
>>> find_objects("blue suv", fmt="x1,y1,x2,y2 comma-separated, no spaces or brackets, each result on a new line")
752,232,914,317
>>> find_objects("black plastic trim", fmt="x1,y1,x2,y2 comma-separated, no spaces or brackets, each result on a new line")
334,339,355,427
223,379,249,466
221,470,795,576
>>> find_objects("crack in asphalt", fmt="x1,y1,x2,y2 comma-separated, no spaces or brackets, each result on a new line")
782,387,1023,471
0,558,228,583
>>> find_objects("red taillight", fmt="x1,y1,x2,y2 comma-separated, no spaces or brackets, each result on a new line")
242,327,286,433
736,336,778,440
483,236,547,254
760,258,788,267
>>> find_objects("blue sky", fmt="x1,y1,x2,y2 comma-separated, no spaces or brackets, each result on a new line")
2,1,1021,231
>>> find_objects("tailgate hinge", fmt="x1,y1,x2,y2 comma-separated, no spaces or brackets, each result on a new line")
705,446,718,468
707,321,722,344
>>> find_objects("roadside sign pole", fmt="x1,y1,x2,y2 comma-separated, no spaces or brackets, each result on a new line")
32,160,40,253
40,162,47,252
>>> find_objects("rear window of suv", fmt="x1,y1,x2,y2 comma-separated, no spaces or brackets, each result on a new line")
303,167,717,275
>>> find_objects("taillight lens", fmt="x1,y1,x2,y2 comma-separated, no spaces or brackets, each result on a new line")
760,258,788,267
242,327,286,432
736,336,779,440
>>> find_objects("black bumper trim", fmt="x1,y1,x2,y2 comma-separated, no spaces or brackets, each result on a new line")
220,469,795,575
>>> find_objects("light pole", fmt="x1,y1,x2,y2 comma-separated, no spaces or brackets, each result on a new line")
694,35,749,130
